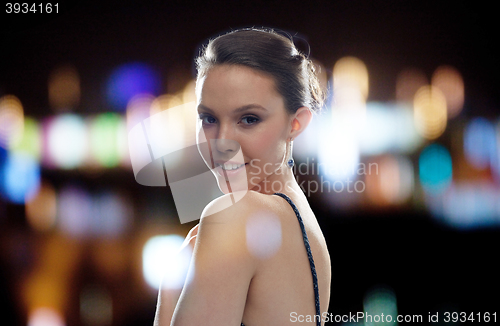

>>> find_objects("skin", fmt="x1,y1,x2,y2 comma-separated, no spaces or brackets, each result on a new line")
154,64,331,325
196,64,296,195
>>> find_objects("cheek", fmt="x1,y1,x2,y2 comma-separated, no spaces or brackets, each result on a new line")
244,127,285,165
197,126,216,167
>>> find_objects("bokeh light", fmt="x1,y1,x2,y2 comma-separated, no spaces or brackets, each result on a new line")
366,155,414,205
332,57,369,133
46,114,88,169
182,80,197,105
106,62,161,110
363,286,398,326
57,185,132,238
391,105,424,153
0,152,40,204
48,64,81,111
333,56,369,99
25,274,67,320
357,104,394,155
358,102,422,155
395,68,428,103
413,85,448,139
90,239,129,280
419,144,453,195
80,284,113,326
126,94,155,132
0,146,6,165
431,65,464,118
318,115,360,183
426,181,500,229
89,113,128,168
147,102,192,165
150,94,183,116
463,117,496,170
91,191,132,238
57,185,93,238
492,119,500,180
379,156,413,204
24,235,80,326
246,212,282,259
142,234,192,290
10,116,41,160
0,94,24,149
26,180,57,232
27,307,66,326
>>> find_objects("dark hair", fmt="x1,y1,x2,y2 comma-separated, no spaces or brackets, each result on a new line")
195,28,324,114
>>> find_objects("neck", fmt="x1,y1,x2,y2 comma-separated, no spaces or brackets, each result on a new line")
251,163,299,195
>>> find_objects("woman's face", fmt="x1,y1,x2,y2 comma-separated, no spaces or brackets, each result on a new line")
196,64,291,194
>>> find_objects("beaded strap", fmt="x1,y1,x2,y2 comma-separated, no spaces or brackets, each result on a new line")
274,193,321,326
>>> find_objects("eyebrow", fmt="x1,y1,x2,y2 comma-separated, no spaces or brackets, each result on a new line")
198,103,268,113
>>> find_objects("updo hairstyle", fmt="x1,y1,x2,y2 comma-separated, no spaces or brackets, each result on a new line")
195,28,324,114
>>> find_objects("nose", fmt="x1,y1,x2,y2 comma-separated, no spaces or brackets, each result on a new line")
215,124,240,153
215,138,240,153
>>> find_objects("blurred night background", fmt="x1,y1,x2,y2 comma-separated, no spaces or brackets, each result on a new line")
1,0,499,325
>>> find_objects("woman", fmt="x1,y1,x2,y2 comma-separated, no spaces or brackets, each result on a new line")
154,28,331,326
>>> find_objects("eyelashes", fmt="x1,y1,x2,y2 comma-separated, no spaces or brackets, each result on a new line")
198,113,217,125
240,115,260,125
198,113,261,126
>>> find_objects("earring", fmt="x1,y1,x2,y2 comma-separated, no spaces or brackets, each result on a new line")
287,138,294,168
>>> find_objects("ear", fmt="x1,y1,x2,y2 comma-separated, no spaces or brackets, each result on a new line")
289,107,313,139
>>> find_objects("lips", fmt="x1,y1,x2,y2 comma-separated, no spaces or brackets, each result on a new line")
214,161,247,169
221,163,246,170
213,161,248,176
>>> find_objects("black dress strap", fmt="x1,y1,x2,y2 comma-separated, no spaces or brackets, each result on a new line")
241,193,322,326
274,192,321,326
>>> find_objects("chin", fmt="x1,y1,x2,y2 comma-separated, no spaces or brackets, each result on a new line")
217,182,249,195
212,170,249,195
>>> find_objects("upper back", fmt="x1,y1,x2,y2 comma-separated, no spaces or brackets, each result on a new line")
240,191,331,326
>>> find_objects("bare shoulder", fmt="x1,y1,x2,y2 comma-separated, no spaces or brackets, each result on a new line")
200,190,281,224
195,191,286,263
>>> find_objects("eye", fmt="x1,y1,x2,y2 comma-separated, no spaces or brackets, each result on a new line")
199,114,217,125
240,115,260,125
